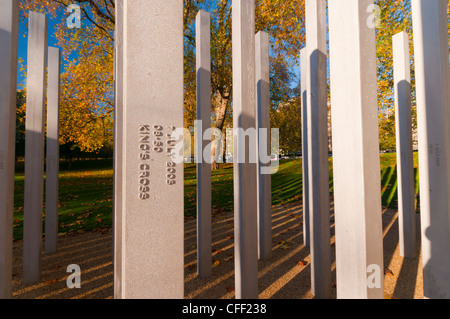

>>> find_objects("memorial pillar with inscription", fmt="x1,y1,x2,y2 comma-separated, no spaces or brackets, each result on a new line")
45,47,61,255
300,48,310,248
232,0,259,299
328,0,384,299
113,0,124,299
255,31,272,262
412,0,450,299
393,31,416,259
305,0,331,299
196,10,212,279
0,0,19,299
23,11,48,285
114,0,184,299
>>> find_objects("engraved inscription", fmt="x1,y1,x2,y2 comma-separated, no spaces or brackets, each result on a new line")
167,162,176,186
0,151,4,170
152,125,177,186
153,125,164,153
166,126,177,185
139,125,151,200
435,144,441,167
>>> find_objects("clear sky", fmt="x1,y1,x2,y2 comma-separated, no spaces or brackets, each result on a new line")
17,11,63,89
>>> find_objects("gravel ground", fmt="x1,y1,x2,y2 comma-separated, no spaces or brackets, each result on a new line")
11,202,423,299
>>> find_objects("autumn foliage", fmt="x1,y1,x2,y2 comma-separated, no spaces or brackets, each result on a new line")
17,0,450,154
20,0,114,153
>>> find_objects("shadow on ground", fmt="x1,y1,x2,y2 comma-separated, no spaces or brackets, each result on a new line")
11,203,423,299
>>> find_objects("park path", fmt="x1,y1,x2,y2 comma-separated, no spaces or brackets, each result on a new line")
10,202,423,299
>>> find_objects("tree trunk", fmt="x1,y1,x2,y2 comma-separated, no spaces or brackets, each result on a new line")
212,91,229,170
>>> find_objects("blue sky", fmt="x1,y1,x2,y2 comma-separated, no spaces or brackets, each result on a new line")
17,11,64,88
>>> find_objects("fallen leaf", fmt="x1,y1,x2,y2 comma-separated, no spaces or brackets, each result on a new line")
384,268,394,277
213,260,221,266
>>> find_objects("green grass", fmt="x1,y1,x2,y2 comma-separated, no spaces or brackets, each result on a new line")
379,152,420,211
12,153,420,240
13,159,114,240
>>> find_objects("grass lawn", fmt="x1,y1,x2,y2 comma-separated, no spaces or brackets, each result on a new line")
12,153,420,240
13,159,114,240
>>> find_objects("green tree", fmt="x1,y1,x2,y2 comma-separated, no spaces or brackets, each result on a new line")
271,97,301,154
184,0,305,167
